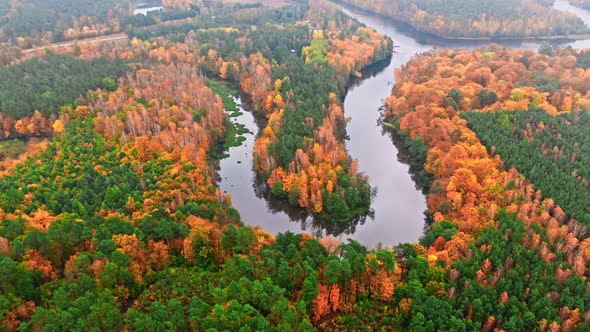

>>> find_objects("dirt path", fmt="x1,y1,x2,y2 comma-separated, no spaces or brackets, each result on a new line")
22,33,128,54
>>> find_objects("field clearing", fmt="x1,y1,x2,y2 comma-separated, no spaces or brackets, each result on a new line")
221,0,298,8
0,139,25,160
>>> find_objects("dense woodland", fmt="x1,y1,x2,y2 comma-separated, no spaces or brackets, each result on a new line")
0,0,222,47
122,0,391,222
250,2,392,222
0,1,400,329
385,47,590,330
0,53,129,118
0,0,131,46
336,0,590,38
0,0,589,330
464,108,590,224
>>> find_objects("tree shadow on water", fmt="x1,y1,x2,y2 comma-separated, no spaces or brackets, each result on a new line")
253,174,374,239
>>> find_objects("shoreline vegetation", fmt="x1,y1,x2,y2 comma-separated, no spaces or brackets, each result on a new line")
246,0,394,223
379,46,590,330
334,0,590,40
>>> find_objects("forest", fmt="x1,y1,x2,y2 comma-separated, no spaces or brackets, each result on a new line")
386,42,590,330
0,53,129,118
464,108,590,225
0,0,589,330
0,0,131,46
0,53,129,142
383,46,590,330
335,0,590,38
126,0,391,222
0,0,222,47
251,18,392,222
0,1,400,329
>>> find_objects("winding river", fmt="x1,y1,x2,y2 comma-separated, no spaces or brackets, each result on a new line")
219,1,590,248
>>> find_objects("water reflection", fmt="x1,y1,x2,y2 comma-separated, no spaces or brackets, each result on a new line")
218,96,373,240
254,173,375,236
347,55,393,89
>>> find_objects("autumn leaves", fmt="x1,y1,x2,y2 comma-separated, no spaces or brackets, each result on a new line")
90,64,232,219
337,0,590,39
249,20,391,221
386,48,589,323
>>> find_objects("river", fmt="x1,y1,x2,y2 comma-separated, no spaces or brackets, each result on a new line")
134,6,163,15
219,97,311,236
218,1,590,249
133,3,163,16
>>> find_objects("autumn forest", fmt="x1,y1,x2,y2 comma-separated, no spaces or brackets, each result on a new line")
0,0,589,331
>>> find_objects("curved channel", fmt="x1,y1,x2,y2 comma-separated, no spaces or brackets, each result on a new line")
219,96,309,236
218,3,590,248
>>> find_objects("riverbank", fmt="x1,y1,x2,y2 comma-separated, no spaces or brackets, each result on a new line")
215,29,403,246
218,0,590,247
332,0,590,43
